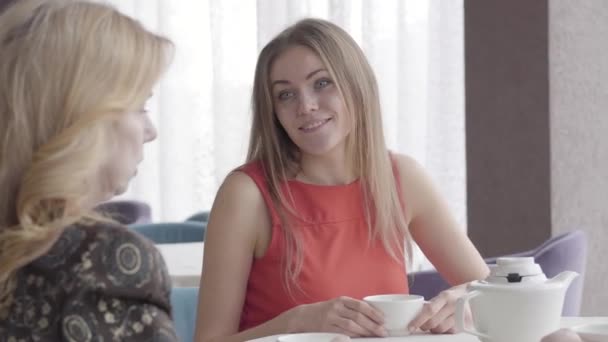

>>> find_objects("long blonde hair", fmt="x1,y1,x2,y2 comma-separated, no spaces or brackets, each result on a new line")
248,18,411,294
0,0,172,316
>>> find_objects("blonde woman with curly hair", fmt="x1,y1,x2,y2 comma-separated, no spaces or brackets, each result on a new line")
0,0,177,340
195,18,489,342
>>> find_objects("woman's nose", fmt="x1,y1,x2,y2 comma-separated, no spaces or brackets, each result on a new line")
144,116,158,143
297,92,319,116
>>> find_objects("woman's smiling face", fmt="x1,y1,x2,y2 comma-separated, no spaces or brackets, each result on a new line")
270,45,351,157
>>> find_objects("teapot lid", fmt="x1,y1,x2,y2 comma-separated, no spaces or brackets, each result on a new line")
485,257,547,284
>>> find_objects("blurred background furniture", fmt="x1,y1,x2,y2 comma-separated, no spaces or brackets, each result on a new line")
409,230,588,316
129,221,206,244
157,242,204,287
95,200,152,225
171,287,199,342
185,210,210,223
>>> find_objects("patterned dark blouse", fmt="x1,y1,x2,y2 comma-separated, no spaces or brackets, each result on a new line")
0,222,178,341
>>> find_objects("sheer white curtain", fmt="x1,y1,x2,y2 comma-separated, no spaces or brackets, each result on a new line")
108,0,466,262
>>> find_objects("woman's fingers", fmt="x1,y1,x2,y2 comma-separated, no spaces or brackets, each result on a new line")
338,297,386,336
341,297,384,324
339,307,387,336
408,296,446,332
409,288,465,334
420,303,453,332
430,314,457,334
331,316,372,337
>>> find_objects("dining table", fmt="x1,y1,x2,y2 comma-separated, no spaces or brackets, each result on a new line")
156,241,204,287
247,316,608,342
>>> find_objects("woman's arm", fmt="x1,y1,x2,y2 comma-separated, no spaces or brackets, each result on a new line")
393,154,488,334
394,153,489,285
194,171,291,342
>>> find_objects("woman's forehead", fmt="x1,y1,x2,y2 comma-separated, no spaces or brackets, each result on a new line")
270,46,327,82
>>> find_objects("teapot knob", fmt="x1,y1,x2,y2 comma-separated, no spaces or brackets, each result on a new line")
487,257,547,284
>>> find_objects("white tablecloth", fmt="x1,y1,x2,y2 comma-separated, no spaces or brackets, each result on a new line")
247,317,608,342
156,242,204,287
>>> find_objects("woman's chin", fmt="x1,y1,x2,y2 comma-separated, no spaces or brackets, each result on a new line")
299,142,344,157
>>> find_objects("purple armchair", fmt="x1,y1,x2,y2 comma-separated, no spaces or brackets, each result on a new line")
95,200,152,225
408,230,587,316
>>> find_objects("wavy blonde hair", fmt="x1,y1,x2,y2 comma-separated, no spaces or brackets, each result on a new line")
248,18,411,295
0,0,173,316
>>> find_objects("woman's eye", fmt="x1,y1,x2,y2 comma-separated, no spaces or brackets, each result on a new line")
277,91,294,101
315,79,332,89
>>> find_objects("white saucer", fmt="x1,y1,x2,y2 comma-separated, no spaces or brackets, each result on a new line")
277,333,350,342
572,323,608,342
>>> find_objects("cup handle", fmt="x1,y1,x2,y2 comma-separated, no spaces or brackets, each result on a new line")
455,290,491,340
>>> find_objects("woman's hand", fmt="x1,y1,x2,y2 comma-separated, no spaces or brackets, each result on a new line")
541,329,583,342
407,285,472,334
286,296,387,337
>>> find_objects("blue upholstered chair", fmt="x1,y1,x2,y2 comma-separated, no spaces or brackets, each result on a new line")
408,230,588,316
129,221,206,244
171,287,199,342
185,211,210,223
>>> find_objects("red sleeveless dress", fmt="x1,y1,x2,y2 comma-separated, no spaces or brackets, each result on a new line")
238,161,408,331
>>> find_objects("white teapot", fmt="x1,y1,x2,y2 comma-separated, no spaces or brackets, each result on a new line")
455,257,578,342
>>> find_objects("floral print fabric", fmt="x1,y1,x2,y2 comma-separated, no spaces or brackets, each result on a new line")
0,222,178,341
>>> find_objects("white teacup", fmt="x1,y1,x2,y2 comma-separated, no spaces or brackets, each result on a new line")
571,323,608,342
363,294,424,336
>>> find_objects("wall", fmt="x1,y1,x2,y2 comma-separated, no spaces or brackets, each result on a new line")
549,0,608,316
465,0,552,257
465,0,608,315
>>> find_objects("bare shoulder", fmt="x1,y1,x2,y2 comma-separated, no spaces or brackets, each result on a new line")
217,170,264,202
391,152,430,187
207,170,271,256
212,170,268,225
391,152,438,215
392,152,425,173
